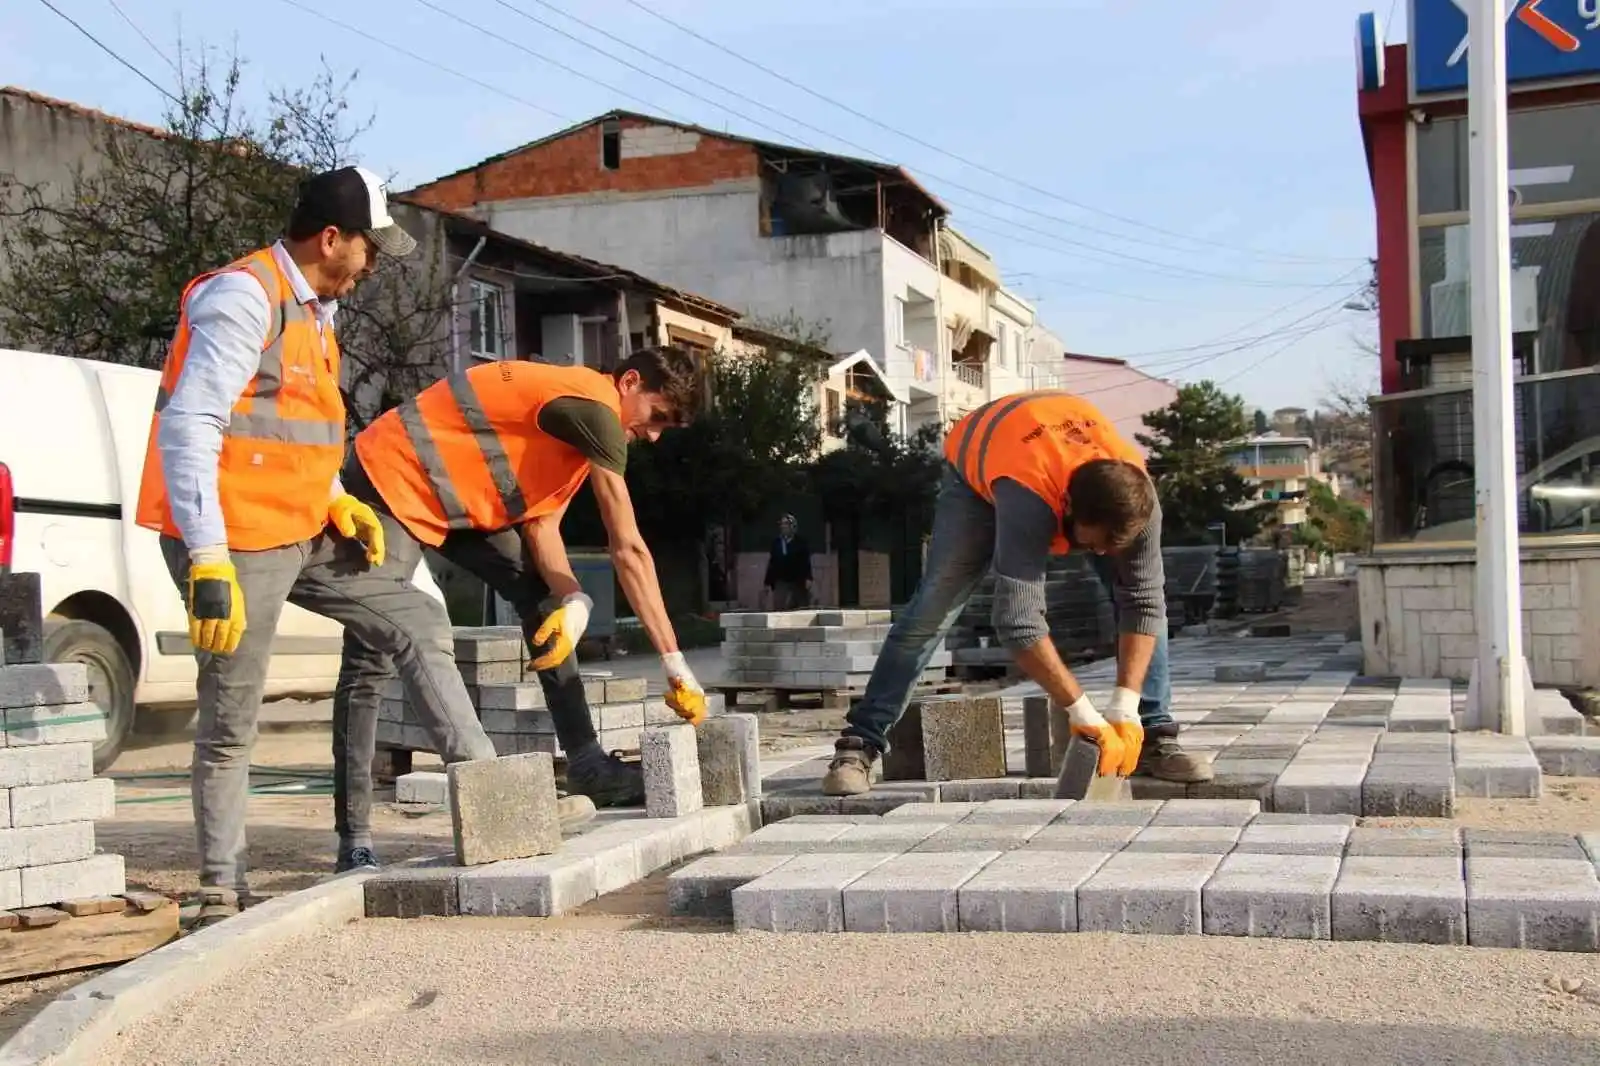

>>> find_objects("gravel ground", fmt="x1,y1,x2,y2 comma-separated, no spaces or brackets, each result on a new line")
100,919,1600,1066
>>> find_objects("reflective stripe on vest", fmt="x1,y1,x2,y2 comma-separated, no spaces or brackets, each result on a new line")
152,386,345,446
949,389,1077,494
393,370,528,533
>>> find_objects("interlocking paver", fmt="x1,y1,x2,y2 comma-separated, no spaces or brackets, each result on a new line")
1202,852,1340,939
957,849,1114,932
1077,850,1227,935
1466,855,1600,951
1330,856,1466,945
732,852,899,932
841,850,1000,932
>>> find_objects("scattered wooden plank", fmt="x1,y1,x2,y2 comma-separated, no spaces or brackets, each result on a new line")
0,895,179,982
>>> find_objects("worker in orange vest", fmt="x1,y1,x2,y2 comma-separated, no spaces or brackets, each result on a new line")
135,167,500,926
329,348,710,867
821,389,1212,796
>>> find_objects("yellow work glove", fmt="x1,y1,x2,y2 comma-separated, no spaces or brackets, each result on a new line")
528,592,593,671
661,651,707,726
328,494,386,566
1103,686,1146,778
1063,693,1129,777
186,554,247,656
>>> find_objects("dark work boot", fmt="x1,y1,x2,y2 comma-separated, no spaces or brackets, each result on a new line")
820,737,878,797
335,845,381,874
1136,733,1214,784
566,745,646,807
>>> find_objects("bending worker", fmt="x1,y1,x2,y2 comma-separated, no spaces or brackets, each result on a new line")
822,389,1212,796
136,167,501,925
329,347,709,870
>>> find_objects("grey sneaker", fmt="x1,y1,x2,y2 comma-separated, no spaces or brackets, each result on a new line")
1137,735,1214,783
820,737,876,796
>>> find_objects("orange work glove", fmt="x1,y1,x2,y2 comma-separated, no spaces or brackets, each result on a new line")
1063,693,1129,777
1102,686,1146,777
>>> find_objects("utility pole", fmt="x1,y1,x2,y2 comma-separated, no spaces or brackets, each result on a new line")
1465,0,1527,735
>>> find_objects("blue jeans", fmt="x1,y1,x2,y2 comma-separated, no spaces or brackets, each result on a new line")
843,466,1174,755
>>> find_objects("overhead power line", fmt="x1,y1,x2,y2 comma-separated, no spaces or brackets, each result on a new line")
614,0,1367,267
103,0,177,74
35,0,174,104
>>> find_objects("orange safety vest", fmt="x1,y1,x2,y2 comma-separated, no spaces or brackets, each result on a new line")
134,247,346,551
356,361,624,547
944,390,1145,555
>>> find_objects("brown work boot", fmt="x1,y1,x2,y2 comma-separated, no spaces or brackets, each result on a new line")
1137,733,1214,783
820,737,877,796
557,792,598,833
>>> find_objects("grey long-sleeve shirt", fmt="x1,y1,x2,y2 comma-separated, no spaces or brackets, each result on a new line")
990,477,1167,649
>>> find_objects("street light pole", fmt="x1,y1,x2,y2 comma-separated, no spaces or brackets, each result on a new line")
1466,0,1527,735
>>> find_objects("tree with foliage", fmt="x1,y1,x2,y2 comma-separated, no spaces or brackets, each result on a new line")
1297,478,1371,554
0,46,455,429
1137,380,1275,544
1252,408,1268,434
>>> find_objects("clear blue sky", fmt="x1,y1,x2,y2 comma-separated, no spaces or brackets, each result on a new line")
6,0,1400,414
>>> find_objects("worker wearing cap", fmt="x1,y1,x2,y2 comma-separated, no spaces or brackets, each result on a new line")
135,166,500,926
328,347,711,867
821,389,1213,796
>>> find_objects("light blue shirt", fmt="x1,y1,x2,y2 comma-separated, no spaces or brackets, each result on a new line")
156,242,341,552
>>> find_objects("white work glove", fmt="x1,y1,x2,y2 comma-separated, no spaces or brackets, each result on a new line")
661,651,708,726
1064,691,1137,777
527,592,593,671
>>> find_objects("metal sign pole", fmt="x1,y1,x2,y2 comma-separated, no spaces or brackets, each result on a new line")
1466,0,1528,735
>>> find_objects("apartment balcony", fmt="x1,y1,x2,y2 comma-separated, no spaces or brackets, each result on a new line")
907,345,940,397
945,359,987,417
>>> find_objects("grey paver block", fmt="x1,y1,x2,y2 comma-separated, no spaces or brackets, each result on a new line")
1023,824,1141,851
724,821,854,855
881,802,978,822
446,753,561,866
759,792,844,820
822,821,944,853
456,853,598,916
839,784,941,816
1054,800,1163,827
957,849,1114,932
881,703,926,781
1076,850,1228,935
841,850,1001,932
1530,736,1600,777
364,867,460,918
963,799,1077,825
1330,855,1467,945
936,779,1021,802
1235,822,1350,856
1361,761,1456,818
1461,829,1588,861
731,852,899,932
642,725,704,818
1202,852,1340,939
1019,777,1064,799
0,663,88,709
1466,856,1600,951
1345,826,1461,857
1272,762,1366,816
921,696,1007,782
1022,696,1054,778
667,854,795,919
1147,799,1260,826
909,822,1046,852
1215,662,1267,683
697,714,760,806
1250,812,1357,827
396,771,448,806
1124,825,1240,854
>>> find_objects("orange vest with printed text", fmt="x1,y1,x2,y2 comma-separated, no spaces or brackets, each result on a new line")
134,247,346,551
943,390,1146,555
356,361,624,547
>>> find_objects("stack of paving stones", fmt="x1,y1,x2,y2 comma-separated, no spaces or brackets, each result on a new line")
377,626,692,760
367,714,764,921
0,618,124,911
946,556,1116,675
720,610,951,692
668,796,1600,950
755,633,1577,821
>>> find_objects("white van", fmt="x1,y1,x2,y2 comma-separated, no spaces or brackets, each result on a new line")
0,348,448,770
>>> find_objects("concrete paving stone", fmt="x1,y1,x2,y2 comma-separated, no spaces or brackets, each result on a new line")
821,821,944,853
936,779,1022,802
470,683,548,711
0,822,93,869
731,852,900,932
1360,762,1455,818
1147,799,1261,827
1535,691,1587,736
1465,856,1600,951
777,814,884,825
1024,824,1141,851
395,771,448,806
1053,800,1163,827
963,799,1077,825
1345,826,1461,858
921,696,1007,782
3,702,106,746
597,702,647,731
838,784,941,816
0,743,92,789
1251,811,1357,827
759,793,844,821
364,867,460,918
1272,763,1366,816
909,822,1047,852
1077,850,1228,935
1461,828,1588,861
642,725,704,819
1530,736,1600,777
667,854,796,919
726,820,856,855
956,849,1113,932
0,663,88,709
1130,777,1190,802
456,853,600,917
18,854,124,908
1124,825,1241,854
1018,777,1065,799
881,704,926,782
880,802,978,822
841,850,1001,932
697,714,760,806
1235,822,1350,856
1452,747,1543,799
1022,696,1054,778
451,627,524,662
1189,763,1283,803
1331,856,1467,945
1202,852,1341,939
447,753,561,866
8,776,114,828
1376,733,1453,753
1214,662,1267,682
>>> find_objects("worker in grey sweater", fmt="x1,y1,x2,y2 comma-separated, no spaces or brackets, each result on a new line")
822,390,1212,795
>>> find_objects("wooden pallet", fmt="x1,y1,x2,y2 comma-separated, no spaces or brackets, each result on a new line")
0,891,178,982
715,679,964,713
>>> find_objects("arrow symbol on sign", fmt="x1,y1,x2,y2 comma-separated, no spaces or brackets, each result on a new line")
1516,0,1581,51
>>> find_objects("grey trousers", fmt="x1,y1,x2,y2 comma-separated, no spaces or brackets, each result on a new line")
160,515,497,893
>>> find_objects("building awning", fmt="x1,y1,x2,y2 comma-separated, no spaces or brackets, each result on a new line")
828,349,908,405
939,229,1002,289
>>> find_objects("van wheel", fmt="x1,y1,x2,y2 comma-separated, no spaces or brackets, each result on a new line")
44,619,136,773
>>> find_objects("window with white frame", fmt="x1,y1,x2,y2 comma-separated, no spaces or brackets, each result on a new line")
468,279,509,359
893,296,907,348
995,320,1008,367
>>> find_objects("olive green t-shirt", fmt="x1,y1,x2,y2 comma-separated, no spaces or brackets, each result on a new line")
536,396,628,475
